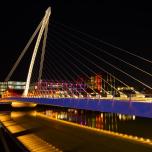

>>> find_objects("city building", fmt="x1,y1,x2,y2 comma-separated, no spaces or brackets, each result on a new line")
90,74,102,93
0,81,25,97
76,74,102,94
28,80,87,97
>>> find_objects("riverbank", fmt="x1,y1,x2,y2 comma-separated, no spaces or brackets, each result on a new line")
0,122,29,152
1,108,152,152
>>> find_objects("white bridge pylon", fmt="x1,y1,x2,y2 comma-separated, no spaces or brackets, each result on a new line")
5,7,51,96
23,7,51,96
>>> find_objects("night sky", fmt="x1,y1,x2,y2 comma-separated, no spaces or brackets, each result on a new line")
0,1,152,89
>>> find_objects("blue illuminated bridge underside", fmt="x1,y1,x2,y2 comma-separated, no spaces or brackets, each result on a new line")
4,97,152,118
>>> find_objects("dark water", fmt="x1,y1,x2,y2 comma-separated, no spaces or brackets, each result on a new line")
36,105,152,140
1,104,152,140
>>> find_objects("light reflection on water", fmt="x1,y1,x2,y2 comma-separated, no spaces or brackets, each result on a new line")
40,108,135,132
1,105,152,140
37,107,152,140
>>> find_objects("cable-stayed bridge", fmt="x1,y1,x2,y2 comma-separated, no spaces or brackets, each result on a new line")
0,7,152,118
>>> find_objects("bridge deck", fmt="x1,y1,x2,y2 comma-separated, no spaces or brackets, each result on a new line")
3,97,152,118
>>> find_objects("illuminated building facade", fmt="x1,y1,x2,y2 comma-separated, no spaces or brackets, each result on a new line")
76,74,102,94
0,81,25,97
90,75,102,93
28,80,87,97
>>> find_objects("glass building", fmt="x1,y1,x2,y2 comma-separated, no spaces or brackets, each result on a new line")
0,81,26,97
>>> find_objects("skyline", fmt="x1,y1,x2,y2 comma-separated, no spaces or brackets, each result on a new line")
0,1,151,89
